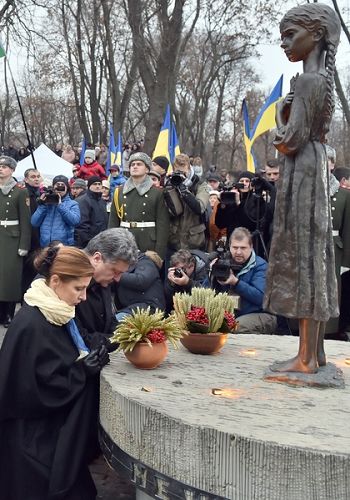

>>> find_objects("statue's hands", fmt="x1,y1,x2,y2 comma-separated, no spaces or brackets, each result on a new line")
276,92,294,127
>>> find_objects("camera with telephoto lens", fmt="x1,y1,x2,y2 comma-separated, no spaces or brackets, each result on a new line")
167,171,187,187
174,268,184,278
211,241,243,281
220,182,245,205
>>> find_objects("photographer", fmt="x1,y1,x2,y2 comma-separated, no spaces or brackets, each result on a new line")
165,153,209,251
213,227,277,334
215,171,274,258
31,175,80,247
165,249,209,313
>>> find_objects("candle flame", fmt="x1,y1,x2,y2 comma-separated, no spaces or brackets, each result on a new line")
211,388,245,399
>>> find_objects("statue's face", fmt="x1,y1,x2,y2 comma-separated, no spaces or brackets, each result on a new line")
280,22,318,62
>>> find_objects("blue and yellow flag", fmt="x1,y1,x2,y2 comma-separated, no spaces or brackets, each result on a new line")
106,124,116,174
153,105,171,161
153,105,181,171
114,131,123,172
250,75,283,144
79,138,86,166
242,99,255,173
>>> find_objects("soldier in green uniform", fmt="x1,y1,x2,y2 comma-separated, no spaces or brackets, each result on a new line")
108,152,169,260
0,156,31,327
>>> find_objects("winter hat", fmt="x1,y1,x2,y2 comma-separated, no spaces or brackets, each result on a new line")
0,155,17,170
207,173,221,182
72,179,86,189
87,176,102,188
52,175,69,188
109,164,120,171
84,149,96,161
209,190,221,198
102,180,110,189
148,170,161,180
129,152,152,171
238,171,255,181
152,156,169,172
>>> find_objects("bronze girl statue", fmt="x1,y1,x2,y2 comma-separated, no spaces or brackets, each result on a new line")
264,4,341,374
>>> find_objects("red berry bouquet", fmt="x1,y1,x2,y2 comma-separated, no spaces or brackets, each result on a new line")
174,288,238,334
111,307,183,353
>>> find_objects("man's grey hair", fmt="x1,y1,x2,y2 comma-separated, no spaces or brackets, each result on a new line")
86,228,138,265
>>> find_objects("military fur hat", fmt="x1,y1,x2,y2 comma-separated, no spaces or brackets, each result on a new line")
0,155,17,170
129,152,152,171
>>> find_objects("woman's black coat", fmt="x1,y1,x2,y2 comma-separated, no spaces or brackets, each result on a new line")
0,304,97,500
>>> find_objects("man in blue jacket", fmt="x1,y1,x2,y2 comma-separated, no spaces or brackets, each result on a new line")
214,227,277,334
31,175,80,247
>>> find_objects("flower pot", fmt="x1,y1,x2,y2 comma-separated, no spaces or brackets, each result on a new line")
180,332,228,355
124,341,168,369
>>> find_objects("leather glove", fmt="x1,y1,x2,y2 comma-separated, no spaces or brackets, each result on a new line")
176,183,188,196
18,249,28,257
82,346,109,376
97,344,110,367
105,338,119,353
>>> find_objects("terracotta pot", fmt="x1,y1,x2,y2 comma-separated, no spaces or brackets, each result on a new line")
124,341,168,369
180,332,228,355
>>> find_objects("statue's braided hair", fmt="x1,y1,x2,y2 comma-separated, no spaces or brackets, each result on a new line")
280,3,341,138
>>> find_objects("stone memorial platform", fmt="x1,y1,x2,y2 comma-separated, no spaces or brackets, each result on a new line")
99,335,350,500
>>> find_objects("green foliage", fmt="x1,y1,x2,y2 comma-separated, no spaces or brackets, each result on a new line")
173,287,236,333
111,307,183,353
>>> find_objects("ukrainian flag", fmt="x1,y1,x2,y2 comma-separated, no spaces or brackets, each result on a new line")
242,99,255,173
153,105,171,161
79,138,86,166
106,124,116,174
250,75,283,144
114,131,123,172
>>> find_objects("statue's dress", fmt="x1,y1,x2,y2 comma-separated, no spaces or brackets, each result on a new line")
264,73,338,322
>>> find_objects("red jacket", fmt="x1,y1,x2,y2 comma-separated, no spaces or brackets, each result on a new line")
78,161,106,180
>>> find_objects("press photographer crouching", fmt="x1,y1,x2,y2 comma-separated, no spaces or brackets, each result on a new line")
215,171,274,259
165,249,209,313
164,154,209,252
212,227,276,334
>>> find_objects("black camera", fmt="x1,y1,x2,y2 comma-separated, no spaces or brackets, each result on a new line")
250,176,272,195
168,172,186,187
211,242,243,281
40,187,60,205
220,182,245,205
174,268,184,278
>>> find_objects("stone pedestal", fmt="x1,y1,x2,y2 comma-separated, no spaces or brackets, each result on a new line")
99,335,350,500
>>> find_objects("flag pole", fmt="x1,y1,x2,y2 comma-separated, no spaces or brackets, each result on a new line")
5,59,37,170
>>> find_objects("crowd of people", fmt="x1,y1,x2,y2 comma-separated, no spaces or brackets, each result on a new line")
0,141,350,498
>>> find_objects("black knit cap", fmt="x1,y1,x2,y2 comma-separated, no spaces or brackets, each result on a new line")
238,171,255,181
87,175,102,188
52,175,69,187
153,156,169,171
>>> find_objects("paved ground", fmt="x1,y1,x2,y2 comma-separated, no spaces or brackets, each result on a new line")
0,323,136,499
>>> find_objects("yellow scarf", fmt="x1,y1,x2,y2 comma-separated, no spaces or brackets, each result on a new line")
24,278,75,325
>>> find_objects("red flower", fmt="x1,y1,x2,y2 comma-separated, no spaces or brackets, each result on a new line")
222,311,237,332
185,306,209,326
147,328,167,343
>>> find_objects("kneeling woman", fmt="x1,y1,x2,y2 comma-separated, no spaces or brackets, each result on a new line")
0,246,109,500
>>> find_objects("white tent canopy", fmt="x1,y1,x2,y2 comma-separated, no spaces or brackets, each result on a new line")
14,144,74,180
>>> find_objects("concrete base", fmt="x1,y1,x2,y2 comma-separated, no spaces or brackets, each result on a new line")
100,335,350,499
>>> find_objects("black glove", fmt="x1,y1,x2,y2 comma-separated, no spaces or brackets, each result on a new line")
97,344,110,368
105,338,119,353
82,346,110,376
